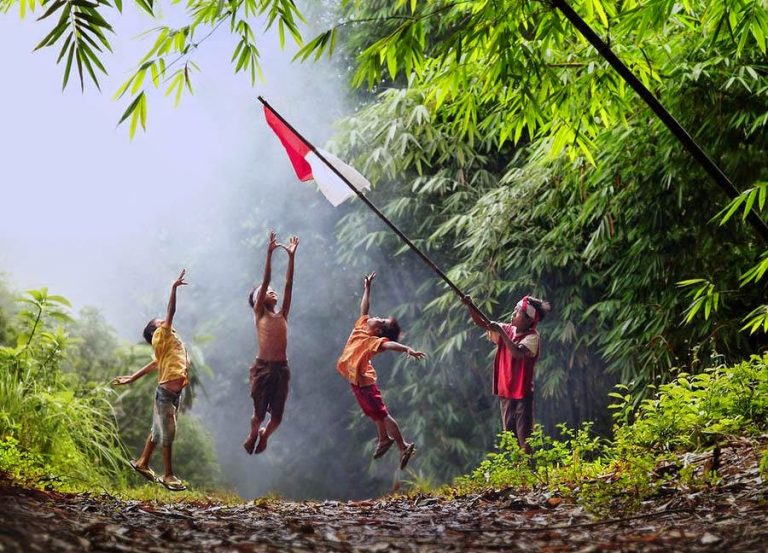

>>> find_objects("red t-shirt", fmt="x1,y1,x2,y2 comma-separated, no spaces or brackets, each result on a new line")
492,324,539,400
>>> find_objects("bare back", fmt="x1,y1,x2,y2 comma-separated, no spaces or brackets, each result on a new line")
255,310,288,362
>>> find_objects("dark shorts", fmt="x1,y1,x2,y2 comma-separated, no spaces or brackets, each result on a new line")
500,395,534,451
250,359,290,423
151,386,181,447
351,383,389,421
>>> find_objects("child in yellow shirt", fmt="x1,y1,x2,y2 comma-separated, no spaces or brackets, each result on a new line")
114,269,189,491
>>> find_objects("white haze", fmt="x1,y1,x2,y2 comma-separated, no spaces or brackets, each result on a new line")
0,6,346,335
0,4,405,500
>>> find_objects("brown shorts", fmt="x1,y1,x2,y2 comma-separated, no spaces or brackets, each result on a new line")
500,395,534,452
249,359,290,423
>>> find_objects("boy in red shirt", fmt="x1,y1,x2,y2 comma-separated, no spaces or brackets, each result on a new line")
464,295,551,454
337,272,425,470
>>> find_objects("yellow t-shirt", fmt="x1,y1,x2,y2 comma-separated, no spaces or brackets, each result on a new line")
336,315,388,386
152,326,189,387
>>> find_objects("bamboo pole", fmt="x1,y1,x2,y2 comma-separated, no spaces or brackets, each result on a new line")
550,0,768,243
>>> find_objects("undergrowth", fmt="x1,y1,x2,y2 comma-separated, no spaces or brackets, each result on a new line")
453,353,768,512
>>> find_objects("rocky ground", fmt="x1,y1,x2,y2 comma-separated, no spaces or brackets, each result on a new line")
2,439,767,552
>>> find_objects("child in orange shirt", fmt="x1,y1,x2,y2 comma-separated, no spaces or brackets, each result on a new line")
114,269,189,491
337,272,425,470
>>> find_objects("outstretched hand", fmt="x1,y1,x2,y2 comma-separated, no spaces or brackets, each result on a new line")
112,375,132,386
282,236,299,256
363,272,376,288
172,269,188,289
406,348,426,360
268,231,279,253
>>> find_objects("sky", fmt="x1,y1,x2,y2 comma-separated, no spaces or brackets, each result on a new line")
0,4,348,337
0,3,397,500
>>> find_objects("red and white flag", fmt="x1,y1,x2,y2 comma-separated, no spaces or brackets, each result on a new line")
263,104,371,206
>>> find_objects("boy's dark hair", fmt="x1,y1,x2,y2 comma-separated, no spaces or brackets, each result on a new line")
381,317,401,342
248,286,259,308
143,319,160,344
527,296,552,321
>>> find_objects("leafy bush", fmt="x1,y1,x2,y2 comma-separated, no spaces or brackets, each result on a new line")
612,355,768,454
457,353,768,510
0,289,127,490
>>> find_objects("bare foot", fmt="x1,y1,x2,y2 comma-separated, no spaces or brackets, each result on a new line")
253,428,268,454
243,433,259,455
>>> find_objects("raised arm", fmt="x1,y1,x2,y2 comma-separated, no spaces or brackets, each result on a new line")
112,360,158,385
280,235,299,319
254,231,279,317
380,341,426,360
462,295,492,331
360,272,375,317
163,269,187,329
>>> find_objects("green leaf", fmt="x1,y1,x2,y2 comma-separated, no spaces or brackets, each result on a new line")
117,92,144,126
36,0,64,21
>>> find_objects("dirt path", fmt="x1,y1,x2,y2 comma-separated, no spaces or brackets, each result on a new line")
2,442,767,552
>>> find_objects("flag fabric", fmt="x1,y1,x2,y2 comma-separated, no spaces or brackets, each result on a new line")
263,104,371,206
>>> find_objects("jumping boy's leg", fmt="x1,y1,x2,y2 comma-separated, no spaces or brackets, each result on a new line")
243,413,263,454
383,415,409,451
253,414,281,454
374,419,391,443
372,419,395,459
254,365,289,454
136,434,156,468
162,445,174,478
384,414,416,470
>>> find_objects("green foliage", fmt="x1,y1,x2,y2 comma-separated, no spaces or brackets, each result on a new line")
110,0,305,136
457,354,768,512
459,431,535,490
297,0,768,488
0,289,127,490
612,355,768,453
0,286,224,493
5,0,306,135
679,179,768,333
0,436,47,485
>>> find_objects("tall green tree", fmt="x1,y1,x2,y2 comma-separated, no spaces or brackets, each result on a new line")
293,0,768,480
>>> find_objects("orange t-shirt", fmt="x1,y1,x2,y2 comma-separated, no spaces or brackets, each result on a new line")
336,315,388,386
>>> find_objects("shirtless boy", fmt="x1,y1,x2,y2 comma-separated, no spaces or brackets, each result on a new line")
243,231,298,455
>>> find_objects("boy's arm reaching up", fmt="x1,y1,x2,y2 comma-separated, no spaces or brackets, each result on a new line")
112,361,158,385
380,341,426,360
280,236,299,319
163,269,187,329
254,231,279,318
360,272,375,317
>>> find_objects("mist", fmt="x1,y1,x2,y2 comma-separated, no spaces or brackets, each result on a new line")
1,2,407,499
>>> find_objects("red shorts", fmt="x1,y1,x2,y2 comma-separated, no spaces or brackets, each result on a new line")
350,383,389,421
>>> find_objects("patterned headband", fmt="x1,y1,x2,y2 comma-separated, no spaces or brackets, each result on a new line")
516,296,538,321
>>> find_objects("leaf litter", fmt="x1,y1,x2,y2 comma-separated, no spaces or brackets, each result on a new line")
1,439,766,552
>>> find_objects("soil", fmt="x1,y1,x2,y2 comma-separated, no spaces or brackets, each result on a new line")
1,439,766,552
